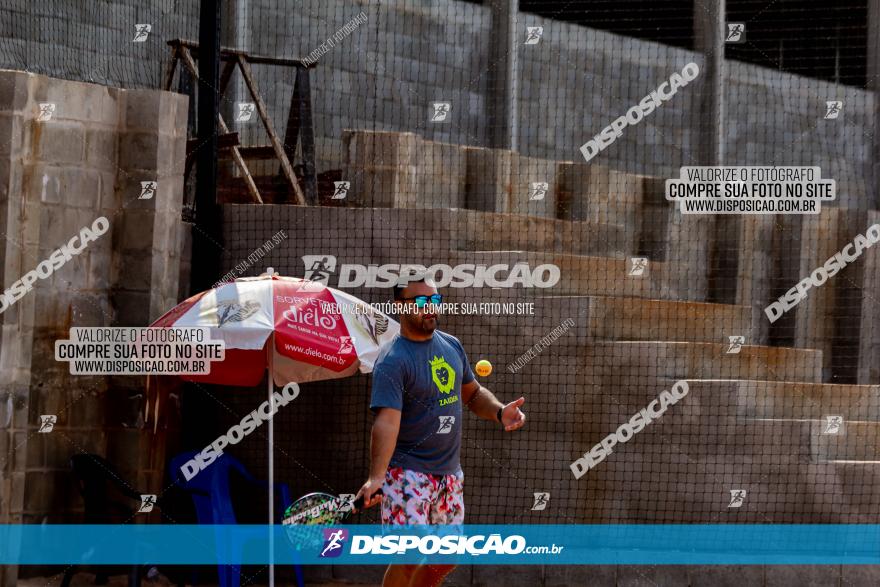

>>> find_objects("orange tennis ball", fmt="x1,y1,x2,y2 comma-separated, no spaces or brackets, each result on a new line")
475,360,492,377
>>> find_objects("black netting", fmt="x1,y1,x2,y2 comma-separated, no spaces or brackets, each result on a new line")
4,0,880,584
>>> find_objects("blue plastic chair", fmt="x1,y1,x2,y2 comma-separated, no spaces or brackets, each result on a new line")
168,450,303,587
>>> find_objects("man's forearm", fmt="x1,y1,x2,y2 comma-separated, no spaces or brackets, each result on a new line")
369,414,399,479
465,385,504,421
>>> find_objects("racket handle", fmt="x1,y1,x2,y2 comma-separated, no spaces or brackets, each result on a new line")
353,489,383,510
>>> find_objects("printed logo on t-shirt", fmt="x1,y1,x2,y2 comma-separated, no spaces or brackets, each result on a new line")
429,355,456,394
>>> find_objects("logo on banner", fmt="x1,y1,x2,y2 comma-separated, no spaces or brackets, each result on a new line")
303,255,337,282
283,304,338,330
300,256,560,289
320,528,349,558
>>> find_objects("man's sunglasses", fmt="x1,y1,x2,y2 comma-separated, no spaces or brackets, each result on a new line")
399,294,443,307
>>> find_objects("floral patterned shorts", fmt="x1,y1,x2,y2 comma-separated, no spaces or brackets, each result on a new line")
381,466,465,526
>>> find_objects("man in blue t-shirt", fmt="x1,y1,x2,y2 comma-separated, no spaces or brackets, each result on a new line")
355,274,527,587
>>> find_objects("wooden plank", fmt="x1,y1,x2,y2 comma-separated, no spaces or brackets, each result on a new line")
237,51,317,69
217,121,263,203
162,46,179,91
178,47,263,204
238,145,276,160
237,54,306,205
187,132,240,157
172,38,314,68
218,59,236,96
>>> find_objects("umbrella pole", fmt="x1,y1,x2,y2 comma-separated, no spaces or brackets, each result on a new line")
268,373,275,587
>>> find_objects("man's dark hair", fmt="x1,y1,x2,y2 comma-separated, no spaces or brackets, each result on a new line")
392,271,431,301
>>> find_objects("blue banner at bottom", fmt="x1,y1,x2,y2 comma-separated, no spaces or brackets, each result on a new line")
1,525,879,565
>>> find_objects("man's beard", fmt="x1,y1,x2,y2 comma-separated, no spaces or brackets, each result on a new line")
410,314,438,334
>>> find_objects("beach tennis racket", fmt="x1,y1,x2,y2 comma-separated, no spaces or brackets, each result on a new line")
282,491,382,549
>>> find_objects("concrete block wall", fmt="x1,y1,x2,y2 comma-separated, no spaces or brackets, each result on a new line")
244,0,491,175
340,126,879,386
0,70,188,585
0,0,199,89
2,0,874,213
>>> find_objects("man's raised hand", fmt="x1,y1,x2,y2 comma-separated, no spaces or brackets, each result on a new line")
501,397,527,432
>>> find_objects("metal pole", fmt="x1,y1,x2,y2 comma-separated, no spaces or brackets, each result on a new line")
268,371,275,587
191,0,223,293
693,0,731,304
222,0,252,138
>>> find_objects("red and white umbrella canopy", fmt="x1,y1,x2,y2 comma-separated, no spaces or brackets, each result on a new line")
151,274,399,387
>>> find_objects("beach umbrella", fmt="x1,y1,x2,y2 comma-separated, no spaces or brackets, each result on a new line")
150,269,399,584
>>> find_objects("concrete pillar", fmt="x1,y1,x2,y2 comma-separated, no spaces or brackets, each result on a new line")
694,0,725,166
488,0,518,151
109,86,188,543
114,89,189,325
681,0,726,303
